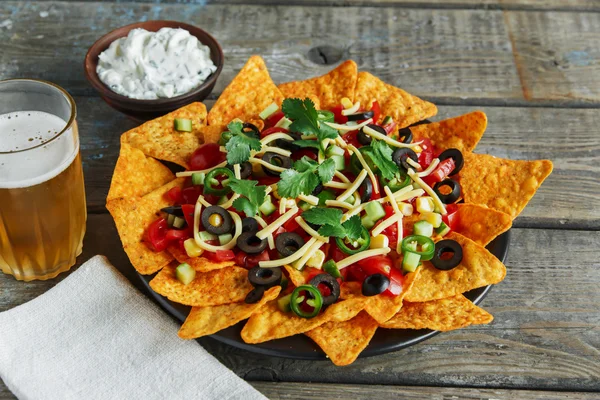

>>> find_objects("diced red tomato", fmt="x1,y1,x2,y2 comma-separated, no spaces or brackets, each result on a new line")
384,267,405,297
165,229,190,242
429,158,455,183
372,205,398,247
357,255,393,276
442,203,460,231
264,111,285,128
204,249,235,262
329,243,347,263
190,143,226,171
330,105,348,124
418,138,434,169
145,218,170,252
341,130,361,148
304,267,322,283
383,121,397,136
257,176,280,186
181,204,195,232
245,250,270,268
181,186,202,205
282,209,301,232
166,187,183,204
369,101,381,124
260,126,288,139
291,148,318,162
343,265,367,283
317,283,332,298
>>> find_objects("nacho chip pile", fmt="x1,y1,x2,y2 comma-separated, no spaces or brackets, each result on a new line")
107,56,552,366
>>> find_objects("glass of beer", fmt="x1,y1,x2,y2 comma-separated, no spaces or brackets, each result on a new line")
0,79,87,281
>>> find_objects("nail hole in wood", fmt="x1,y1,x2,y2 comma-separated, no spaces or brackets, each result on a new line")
307,46,343,65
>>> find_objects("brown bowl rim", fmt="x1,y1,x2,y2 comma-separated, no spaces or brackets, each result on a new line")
84,20,224,106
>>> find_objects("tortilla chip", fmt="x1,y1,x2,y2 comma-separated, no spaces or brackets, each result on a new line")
278,61,358,110
199,124,225,144
411,111,487,153
362,269,420,324
283,265,309,287
460,153,553,218
305,311,378,366
106,178,185,275
455,204,512,247
405,232,506,302
208,56,284,127
354,72,437,127
107,143,174,202
381,294,493,331
241,290,366,344
178,286,281,339
149,264,253,307
121,103,207,168
167,246,235,272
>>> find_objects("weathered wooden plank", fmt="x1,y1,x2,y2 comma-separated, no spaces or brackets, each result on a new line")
250,382,600,400
1,217,599,391
504,11,600,103
62,96,600,228
5,1,598,106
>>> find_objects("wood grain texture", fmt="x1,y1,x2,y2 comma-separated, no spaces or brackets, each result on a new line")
1,217,598,392
0,1,598,106
59,97,600,228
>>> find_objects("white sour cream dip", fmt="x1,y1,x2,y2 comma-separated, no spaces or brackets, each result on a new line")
96,27,217,100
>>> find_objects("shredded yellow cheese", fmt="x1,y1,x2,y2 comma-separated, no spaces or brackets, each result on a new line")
336,248,391,270
336,169,367,201
193,203,243,251
325,200,354,210
259,237,318,268
292,239,326,270
325,118,373,133
416,158,440,177
255,216,275,250
176,161,227,177
256,207,298,240
362,125,422,149
408,169,447,215
341,101,360,116
298,194,319,206
295,216,329,242
347,144,379,194
260,133,294,145
383,186,404,253
248,158,287,173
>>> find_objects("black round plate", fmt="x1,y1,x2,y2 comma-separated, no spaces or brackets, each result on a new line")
139,230,510,360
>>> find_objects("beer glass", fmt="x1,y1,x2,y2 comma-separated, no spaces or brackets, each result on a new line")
0,79,86,281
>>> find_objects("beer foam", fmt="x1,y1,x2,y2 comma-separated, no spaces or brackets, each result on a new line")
0,111,78,189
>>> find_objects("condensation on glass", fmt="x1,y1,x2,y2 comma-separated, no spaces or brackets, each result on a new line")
0,79,86,281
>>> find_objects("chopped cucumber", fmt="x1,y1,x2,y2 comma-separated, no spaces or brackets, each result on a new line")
275,116,292,129
413,220,434,237
217,195,228,205
174,118,192,132
298,201,313,211
343,195,355,205
436,221,451,237
191,172,205,186
259,195,276,216
167,213,176,226
364,201,386,221
184,238,203,258
323,260,342,279
172,216,186,229
259,102,279,120
420,212,442,228
280,277,289,291
416,197,435,213
277,293,293,312
361,215,377,230
176,263,196,285
402,252,421,273
199,231,217,242
326,145,345,158
218,233,233,246
412,182,422,190
317,190,336,206
382,115,393,125
330,154,346,171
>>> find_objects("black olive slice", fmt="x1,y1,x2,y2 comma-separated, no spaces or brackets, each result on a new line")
248,266,282,288
397,127,413,144
347,110,374,121
309,274,341,306
161,206,183,217
409,119,432,127
359,177,373,203
226,161,252,179
438,148,464,176
275,132,301,152
312,182,324,196
433,179,461,204
201,206,233,235
431,239,463,271
261,152,293,177
362,273,390,296
275,232,305,257
236,231,268,254
245,286,265,304
241,217,259,234
242,122,260,137
392,148,418,171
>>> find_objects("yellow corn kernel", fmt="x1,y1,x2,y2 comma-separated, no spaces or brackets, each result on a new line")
420,212,442,228
416,197,435,214
306,250,325,270
369,234,389,249
184,238,204,258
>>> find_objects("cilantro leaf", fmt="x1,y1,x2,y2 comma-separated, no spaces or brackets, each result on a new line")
224,121,262,165
363,139,398,180
228,177,266,217
316,158,335,184
276,168,320,198
293,157,318,173
302,208,343,227
293,140,321,150
318,224,347,238
342,215,363,241
282,98,338,153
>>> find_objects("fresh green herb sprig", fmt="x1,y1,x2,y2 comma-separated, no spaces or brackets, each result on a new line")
224,121,262,165
281,98,338,154
302,208,362,241
277,157,335,198
228,177,267,217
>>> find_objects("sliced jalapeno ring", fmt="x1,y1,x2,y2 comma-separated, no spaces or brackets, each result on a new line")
381,170,410,191
290,285,323,318
203,167,234,196
335,226,371,255
401,235,435,261
317,110,335,123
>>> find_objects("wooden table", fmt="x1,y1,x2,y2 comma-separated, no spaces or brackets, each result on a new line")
1,1,599,398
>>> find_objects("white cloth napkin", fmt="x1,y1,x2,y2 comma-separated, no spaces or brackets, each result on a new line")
0,255,267,400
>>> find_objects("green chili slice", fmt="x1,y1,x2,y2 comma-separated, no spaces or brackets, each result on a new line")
335,226,371,255
317,110,335,123
323,260,342,279
203,167,234,196
381,170,410,191
401,235,435,261
290,285,323,318
219,130,232,146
